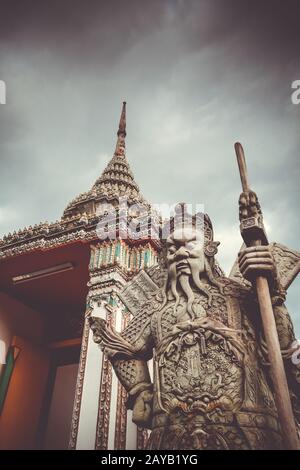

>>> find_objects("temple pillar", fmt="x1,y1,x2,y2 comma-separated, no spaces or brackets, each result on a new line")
69,239,158,450
69,300,106,449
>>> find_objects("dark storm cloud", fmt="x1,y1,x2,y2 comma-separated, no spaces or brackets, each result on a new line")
0,0,299,332
0,0,165,65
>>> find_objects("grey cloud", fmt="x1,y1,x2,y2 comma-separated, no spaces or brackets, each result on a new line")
0,0,299,333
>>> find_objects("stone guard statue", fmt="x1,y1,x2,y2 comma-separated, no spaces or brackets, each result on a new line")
90,207,300,450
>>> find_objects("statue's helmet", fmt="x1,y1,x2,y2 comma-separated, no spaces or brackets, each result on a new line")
162,203,219,257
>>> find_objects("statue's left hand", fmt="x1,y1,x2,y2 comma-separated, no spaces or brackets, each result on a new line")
238,245,277,287
132,390,153,428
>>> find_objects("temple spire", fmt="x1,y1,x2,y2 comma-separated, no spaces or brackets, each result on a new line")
118,101,126,136
63,101,149,217
114,101,126,157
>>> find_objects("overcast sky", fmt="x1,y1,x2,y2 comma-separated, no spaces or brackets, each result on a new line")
0,0,299,334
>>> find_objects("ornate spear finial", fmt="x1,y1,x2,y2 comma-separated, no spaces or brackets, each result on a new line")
114,101,126,157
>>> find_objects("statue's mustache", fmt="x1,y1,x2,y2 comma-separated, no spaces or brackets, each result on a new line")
177,273,195,318
166,256,212,314
168,261,180,313
166,258,195,319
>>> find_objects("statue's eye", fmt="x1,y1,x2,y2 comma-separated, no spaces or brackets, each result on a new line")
168,246,176,254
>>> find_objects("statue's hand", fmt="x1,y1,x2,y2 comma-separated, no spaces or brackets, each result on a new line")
89,317,107,344
238,245,277,288
132,390,153,428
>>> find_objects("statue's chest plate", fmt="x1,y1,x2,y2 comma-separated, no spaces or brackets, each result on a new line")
151,290,230,342
151,293,244,415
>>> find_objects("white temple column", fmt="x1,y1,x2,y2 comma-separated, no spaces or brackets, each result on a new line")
75,301,106,450
107,303,122,449
69,236,159,450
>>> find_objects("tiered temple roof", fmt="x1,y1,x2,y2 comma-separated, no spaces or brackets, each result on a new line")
63,102,149,219
0,102,159,260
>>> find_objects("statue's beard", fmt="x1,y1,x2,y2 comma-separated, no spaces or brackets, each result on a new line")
167,257,205,319
177,273,195,317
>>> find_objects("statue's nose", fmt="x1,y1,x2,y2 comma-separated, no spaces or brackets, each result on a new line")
175,246,189,259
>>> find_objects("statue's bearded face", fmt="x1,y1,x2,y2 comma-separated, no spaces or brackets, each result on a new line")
166,228,205,317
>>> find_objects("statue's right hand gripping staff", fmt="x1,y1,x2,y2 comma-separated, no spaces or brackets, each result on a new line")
235,142,300,450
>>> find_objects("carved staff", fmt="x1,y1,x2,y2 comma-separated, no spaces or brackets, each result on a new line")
234,142,300,450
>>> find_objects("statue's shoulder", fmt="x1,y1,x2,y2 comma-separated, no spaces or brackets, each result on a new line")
222,276,250,294
213,273,251,299
271,242,300,290
119,265,167,317
229,242,300,292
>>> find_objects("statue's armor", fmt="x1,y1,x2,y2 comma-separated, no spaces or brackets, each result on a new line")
112,277,284,450
91,241,300,450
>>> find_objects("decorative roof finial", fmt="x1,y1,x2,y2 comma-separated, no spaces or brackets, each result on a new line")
118,101,126,136
62,101,149,217
115,101,126,157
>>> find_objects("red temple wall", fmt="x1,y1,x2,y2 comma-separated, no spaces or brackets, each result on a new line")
0,292,49,449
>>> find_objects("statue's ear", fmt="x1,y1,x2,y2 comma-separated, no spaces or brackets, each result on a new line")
204,241,220,257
